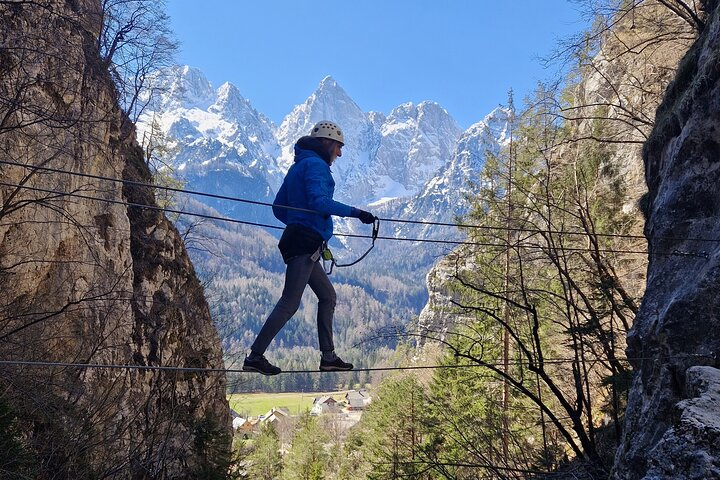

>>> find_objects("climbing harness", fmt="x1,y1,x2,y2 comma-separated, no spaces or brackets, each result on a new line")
322,218,380,274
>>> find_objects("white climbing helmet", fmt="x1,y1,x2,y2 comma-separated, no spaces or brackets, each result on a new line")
310,121,345,145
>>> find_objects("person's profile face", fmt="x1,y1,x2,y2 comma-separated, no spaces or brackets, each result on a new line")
326,139,343,164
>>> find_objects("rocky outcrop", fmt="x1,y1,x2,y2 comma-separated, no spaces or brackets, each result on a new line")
637,366,720,478
416,247,474,343
614,1,720,478
0,1,230,477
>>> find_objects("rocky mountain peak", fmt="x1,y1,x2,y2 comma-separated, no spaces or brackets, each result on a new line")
481,106,513,141
276,75,368,155
317,74,341,91
210,82,276,143
372,100,462,201
210,82,247,114
160,65,216,111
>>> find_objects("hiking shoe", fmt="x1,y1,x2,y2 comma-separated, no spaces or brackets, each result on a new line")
243,355,281,376
320,356,354,372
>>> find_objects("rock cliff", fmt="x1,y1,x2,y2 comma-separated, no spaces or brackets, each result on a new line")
614,0,720,477
0,1,230,477
413,1,720,475
418,0,694,352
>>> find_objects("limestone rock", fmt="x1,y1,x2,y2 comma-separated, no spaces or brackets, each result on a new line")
614,1,720,478
640,367,720,479
0,0,230,476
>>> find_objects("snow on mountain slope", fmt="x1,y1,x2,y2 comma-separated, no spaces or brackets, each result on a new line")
275,77,462,206
395,107,512,240
137,67,282,223
371,101,461,201
276,75,378,203
137,66,510,239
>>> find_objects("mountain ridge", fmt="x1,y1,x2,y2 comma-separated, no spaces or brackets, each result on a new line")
138,66,508,238
134,65,512,388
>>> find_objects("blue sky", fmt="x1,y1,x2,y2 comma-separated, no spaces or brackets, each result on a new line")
165,1,588,129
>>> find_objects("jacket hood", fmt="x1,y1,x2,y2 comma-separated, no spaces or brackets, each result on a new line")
294,136,331,164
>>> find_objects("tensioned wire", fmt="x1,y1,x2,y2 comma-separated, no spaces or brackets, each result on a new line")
0,179,670,256
0,353,712,375
0,168,710,257
3,158,713,244
0,160,706,372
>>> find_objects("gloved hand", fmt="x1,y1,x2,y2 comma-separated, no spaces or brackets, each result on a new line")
351,207,376,224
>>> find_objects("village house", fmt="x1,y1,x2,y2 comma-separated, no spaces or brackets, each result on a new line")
345,389,371,411
236,418,260,439
230,409,243,429
311,395,341,416
263,407,291,427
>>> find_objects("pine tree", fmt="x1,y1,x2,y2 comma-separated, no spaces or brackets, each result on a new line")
358,375,438,479
0,395,37,477
247,423,282,480
282,412,329,480
420,80,638,475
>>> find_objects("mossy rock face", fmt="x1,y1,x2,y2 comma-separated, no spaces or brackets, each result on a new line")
0,396,37,478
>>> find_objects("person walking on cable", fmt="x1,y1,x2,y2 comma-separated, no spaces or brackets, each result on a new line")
243,121,376,376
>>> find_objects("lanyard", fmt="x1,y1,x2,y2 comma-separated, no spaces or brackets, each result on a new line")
323,218,380,274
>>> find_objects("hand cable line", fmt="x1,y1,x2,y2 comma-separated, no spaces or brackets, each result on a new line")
3,158,716,244
0,179,704,257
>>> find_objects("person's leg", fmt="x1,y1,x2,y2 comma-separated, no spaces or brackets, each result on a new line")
250,254,315,355
306,263,353,371
307,260,337,354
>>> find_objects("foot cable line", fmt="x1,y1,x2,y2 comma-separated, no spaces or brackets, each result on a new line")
0,353,712,375
0,180,705,257
368,459,570,476
4,159,719,244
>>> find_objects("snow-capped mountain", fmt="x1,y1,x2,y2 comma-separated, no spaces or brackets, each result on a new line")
396,107,513,239
138,66,282,222
276,75,379,204
137,66,510,239
370,101,462,204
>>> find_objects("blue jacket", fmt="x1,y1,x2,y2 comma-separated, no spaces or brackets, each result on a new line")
273,138,353,241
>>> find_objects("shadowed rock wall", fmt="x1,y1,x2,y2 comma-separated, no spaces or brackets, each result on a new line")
614,1,720,478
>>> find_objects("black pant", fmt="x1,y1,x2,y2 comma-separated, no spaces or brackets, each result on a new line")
250,253,337,355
